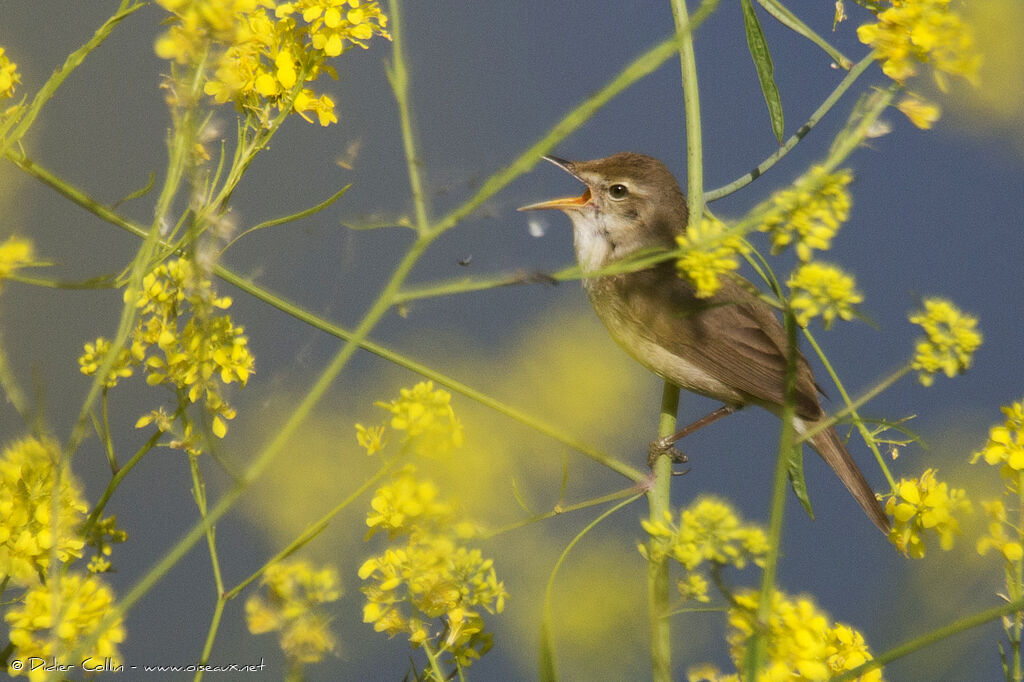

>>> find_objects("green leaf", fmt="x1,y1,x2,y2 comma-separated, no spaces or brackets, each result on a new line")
756,0,852,69
786,443,815,519
741,0,785,144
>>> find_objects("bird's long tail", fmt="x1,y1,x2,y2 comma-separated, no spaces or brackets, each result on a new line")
802,419,891,534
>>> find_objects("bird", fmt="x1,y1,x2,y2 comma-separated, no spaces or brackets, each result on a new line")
519,152,890,534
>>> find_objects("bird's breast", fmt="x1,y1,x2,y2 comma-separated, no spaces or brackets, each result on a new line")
582,276,745,403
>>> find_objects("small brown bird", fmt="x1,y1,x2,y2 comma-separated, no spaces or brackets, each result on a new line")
520,152,890,534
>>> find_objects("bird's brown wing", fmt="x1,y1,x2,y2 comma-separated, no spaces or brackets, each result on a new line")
611,264,823,420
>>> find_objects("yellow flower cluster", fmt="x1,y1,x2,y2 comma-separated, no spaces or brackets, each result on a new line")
84,515,129,575
885,468,970,558
245,559,341,664
371,381,465,458
80,257,254,443
0,235,34,292
359,533,507,669
689,590,882,682
787,262,863,329
675,216,751,298
366,465,455,539
759,167,853,263
0,437,88,585
977,500,1024,563
640,497,768,603
5,573,125,681
358,387,505,672
0,46,19,99
973,399,1024,562
857,0,980,88
908,297,982,386
154,0,389,126
972,398,1024,476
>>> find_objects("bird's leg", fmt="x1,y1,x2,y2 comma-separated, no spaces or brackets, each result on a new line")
646,404,741,469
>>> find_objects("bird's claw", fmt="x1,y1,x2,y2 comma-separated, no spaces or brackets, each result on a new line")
647,437,688,469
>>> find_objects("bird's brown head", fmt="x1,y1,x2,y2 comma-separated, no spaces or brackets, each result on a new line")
519,152,688,272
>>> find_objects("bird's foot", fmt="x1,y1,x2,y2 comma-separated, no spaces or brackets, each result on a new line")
647,437,689,475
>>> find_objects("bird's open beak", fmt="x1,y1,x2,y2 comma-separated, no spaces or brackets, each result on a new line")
518,155,591,212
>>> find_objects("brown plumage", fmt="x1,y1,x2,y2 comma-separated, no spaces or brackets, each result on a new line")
520,152,890,534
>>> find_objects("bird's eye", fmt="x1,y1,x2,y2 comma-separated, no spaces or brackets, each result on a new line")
608,184,629,200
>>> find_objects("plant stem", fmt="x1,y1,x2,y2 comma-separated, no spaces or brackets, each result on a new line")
648,382,679,681
704,52,876,201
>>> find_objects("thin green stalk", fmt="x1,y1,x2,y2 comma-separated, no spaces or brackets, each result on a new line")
704,52,876,201
190,452,226,680
0,1,144,154
744,311,798,680
795,364,911,446
832,596,1024,682
648,382,679,681
543,493,645,679
387,0,430,235
483,485,644,538
224,461,395,600
672,0,706,222
803,328,896,489
81,430,163,537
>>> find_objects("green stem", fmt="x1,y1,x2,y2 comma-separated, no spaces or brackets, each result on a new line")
81,430,162,538
189,452,226,681
387,0,431,235
483,485,644,538
648,383,679,681
744,311,798,680
704,52,876,201
832,596,1024,682
543,493,645,678
0,1,144,154
803,328,896,489
795,365,911,446
224,461,394,601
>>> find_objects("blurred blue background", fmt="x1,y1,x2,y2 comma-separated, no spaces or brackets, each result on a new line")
1,1,1023,680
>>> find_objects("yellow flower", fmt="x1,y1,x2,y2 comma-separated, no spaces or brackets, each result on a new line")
156,0,388,126
909,298,982,386
0,437,88,585
896,94,941,129
5,573,124,680
245,559,341,664
0,47,20,99
884,468,970,558
723,590,883,682
676,216,750,298
759,167,853,262
857,0,981,89
976,500,1024,562
787,262,863,329
972,398,1024,474
0,235,35,291
99,257,255,443
375,381,465,458
360,532,507,669
355,423,387,455
78,337,135,387
365,465,455,538
677,573,711,603
640,497,768,571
